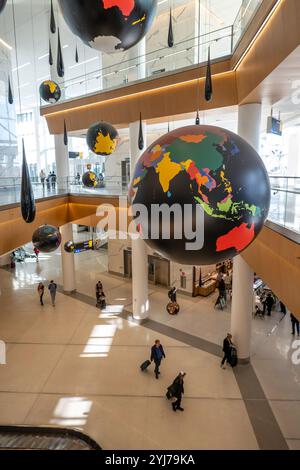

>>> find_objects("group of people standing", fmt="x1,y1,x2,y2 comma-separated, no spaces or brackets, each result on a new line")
40,170,57,191
37,281,57,307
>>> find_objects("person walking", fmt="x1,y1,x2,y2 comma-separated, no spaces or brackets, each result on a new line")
34,247,40,262
171,372,186,412
221,333,233,369
40,170,46,190
168,287,177,303
265,293,274,316
37,282,45,306
280,301,287,315
150,339,166,379
48,280,57,307
291,314,300,336
51,172,57,190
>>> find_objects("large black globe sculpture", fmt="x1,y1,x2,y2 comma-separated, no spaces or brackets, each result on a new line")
39,80,61,104
58,0,158,53
0,0,7,14
129,125,271,265
82,171,98,188
86,122,118,156
32,225,62,253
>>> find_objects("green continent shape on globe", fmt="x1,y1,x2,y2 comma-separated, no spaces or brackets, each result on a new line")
168,132,224,171
132,131,261,225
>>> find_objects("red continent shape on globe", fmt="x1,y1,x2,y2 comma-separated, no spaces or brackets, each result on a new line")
216,223,255,253
102,0,135,17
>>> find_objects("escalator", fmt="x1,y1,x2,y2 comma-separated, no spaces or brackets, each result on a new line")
0,425,101,450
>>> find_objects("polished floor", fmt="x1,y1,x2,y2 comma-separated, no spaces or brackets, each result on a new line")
0,245,299,449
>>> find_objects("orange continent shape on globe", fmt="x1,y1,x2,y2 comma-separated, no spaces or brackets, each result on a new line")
103,0,135,17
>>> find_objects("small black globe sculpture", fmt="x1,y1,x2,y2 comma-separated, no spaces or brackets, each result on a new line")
32,225,62,253
129,125,271,265
58,0,158,53
64,241,75,253
0,0,7,14
82,171,98,188
86,122,118,156
39,80,61,104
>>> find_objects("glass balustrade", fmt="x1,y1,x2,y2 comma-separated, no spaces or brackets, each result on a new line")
232,0,264,49
1,175,300,237
40,26,233,106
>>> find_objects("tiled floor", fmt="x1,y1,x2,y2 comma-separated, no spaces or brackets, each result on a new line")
0,244,299,450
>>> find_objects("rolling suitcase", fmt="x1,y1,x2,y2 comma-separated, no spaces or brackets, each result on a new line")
230,346,238,367
140,360,151,371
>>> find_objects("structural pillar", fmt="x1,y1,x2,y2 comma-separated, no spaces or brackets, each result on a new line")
129,120,149,321
50,25,69,189
60,224,76,293
54,134,69,190
231,103,262,363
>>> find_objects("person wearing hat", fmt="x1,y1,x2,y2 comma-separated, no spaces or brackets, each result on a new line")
171,371,186,412
221,333,233,369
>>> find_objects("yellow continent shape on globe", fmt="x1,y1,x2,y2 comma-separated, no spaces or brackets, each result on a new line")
93,132,117,155
44,80,56,93
155,152,182,193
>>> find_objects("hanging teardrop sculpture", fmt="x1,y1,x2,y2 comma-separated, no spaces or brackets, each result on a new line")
49,39,53,66
63,119,68,146
50,0,56,34
57,28,64,78
205,47,213,101
8,76,13,104
21,140,36,224
195,110,200,125
168,8,174,48
138,113,144,151
75,45,79,63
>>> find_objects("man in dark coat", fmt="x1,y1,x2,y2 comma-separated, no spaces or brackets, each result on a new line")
291,314,300,336
265,293,274,316
171,372,186,412
221,333,233,369
150,340,166,379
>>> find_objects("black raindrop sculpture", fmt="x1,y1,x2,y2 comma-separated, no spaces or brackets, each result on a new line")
168,8,174,48
49,39,53,66
138,113,144,151
21,140,36,224
205,47,213,101
8,77,13,104
195,110,200,125
75,45,79,63
63,119,68,146
57,28,64,78
0,0,7,14
50,0,56,34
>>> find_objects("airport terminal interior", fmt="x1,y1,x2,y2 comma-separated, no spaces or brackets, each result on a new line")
0,0,300,451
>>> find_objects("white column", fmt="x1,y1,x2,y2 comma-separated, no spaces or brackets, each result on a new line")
54,134,69,190
231,103,262,363
50,28,69,189
128,37,146,82
60,224,76,293
129,120,149,321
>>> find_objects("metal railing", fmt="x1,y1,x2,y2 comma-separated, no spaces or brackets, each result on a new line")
36,1,271,106
232,0,264,50
41,26,233,105
0,175,129,206
269,176,300,234
1,175,300,235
